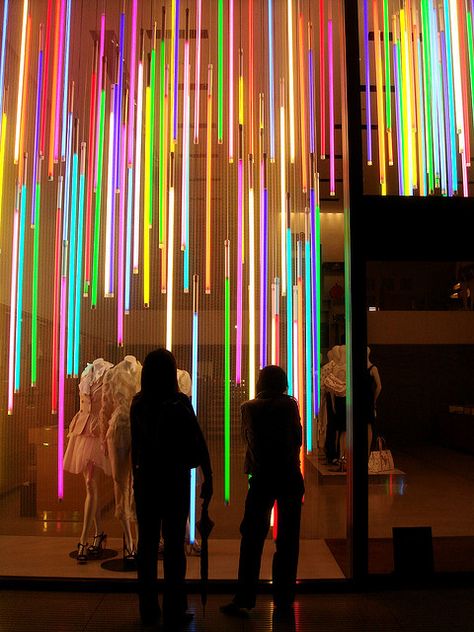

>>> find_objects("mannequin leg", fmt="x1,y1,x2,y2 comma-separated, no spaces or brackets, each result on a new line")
368,423,373,459
339,431,347,470
80,462,98,545
107,439,135,554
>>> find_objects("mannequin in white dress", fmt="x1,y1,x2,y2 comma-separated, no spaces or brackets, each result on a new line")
63,358,113,563
100,355,141,560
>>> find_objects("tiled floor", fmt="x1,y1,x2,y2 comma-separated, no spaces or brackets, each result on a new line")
1,586,474,631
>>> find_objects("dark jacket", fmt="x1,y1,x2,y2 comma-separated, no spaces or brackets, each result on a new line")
241,392,302,478
131,391,212,488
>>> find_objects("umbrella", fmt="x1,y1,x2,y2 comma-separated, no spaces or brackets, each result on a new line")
196,498,214,614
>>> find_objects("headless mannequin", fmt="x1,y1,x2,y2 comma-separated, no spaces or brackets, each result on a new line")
367,347,382,457
63,358,113,561
100,355,141,558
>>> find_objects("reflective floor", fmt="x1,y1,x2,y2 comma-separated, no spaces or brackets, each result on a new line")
1,586,473,631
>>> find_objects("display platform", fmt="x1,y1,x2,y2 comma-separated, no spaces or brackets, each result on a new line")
306,453,406,485
0,536,344,580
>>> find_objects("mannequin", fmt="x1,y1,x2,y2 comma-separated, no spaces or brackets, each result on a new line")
366,347,382,457
63,358,113,563
323,345,347,469
100,355,142,559
319,349,336,462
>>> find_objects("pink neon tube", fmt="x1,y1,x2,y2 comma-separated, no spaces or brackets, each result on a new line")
235,157,243,384
54,0,65,162
94,13,106,188
193,0,202,143
128,0,137,166
328,19,335,196
118,123,127,345
57,274,67,499
133,57,143,273
228,0,234,162
181,36,190,250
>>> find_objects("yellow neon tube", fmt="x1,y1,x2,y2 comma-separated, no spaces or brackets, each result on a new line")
14,0,28,164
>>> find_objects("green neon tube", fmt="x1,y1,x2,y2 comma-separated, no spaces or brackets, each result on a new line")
466,13,474,130
383,0,391,131
149,47,156,228
218,0,224,142
224,241,230,504
31,181,41,386
159,37,165,245
91,88,106,308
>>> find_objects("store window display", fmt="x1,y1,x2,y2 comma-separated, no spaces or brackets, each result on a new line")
100,355,142,562
321,345,347,470
63,358,114,563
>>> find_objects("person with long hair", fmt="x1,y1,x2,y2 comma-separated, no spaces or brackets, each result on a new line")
221,365,304,616
130,348,213,627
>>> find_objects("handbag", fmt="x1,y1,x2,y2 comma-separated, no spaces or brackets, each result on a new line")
368,436,395,473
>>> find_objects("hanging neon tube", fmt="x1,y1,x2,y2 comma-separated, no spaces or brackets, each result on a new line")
287,0,296,163
189,273,199,543
228,0,234,162
280,79,287,296
0,0,9,139
328,19,335,196
7,184,20,415
218,0,224,143
181,11,191,293
53,0,66,163
133,35,144,274
205,65,213,294
51,176,63,413
166,153,176,351
104,84,115,298
84,40,98,294
60,0,71,161
268,0,275,161
74,142,86,376
15,161,28,393
14,0,28,165
224,239,231,504
194,0,202,144
248,158,256,399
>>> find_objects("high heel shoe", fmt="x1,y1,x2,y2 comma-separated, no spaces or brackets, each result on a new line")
339,456,347,472
87,532,107,557
77,542,88,564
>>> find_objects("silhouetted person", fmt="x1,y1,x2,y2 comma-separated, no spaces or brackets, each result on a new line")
221,365,304,616
130,349,213,627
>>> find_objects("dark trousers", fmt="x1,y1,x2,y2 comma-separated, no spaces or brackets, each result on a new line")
235,472,304,608
135,476,190,619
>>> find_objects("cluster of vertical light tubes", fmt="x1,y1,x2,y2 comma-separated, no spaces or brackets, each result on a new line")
364,0,474,196
1,1,329,512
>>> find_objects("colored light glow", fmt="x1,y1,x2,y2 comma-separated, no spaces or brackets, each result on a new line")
363,0,372,165
228,0,234,162
271,277,280,365
60,0,71,161
125,165,133,313
133,51,144,274
172,0,180,144
159,8,166,247
189,273,199,543
268,0,276,161
48,0,60,177
117,119,127,347
94,13,106,188
149,38,156,230
373,0,386,194
115,12,125,190
14,0,28,165
328,19,335,196
286,220,293,395
383,0,392,164
297,9,308,192
67,147,79,376
30,167,41,386
194,0,202,144
218,0,224,143
40,0,53,155
57,273,67,500
400,9,413,195
15,179,28,393
248,0,254,156
310,182,320,417
18,14,31,185
104,85,115,298
280,79,287,296
128,0,137,166
319,0,325,158
235,156,243,384
53,0,66,162
51,176,63,413
292,284,298,404
248,166,256,399
204,65,213,293
0,0,9,126
91,74,106,309
449,0,465,147
7,185,20,415
0,113,6,236
304,224,313,452
181,14,191,293
169,0,177,149
308,23,315,156
143,83,151,307
166,154,175,351
287,0,296,163
74,143,86,376
31,29,44,226
224,239,231,504
84,41,98,294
